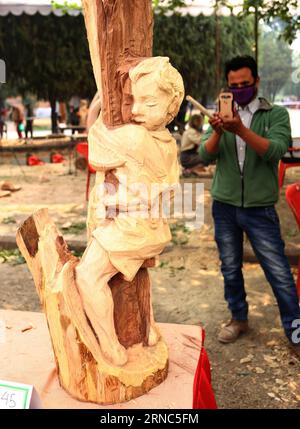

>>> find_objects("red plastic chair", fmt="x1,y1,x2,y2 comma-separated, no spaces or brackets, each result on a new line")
279,148,300,189
286,183,300,296
76,142,96,200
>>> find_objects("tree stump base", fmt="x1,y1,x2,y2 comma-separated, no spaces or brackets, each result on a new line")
16,209,168,405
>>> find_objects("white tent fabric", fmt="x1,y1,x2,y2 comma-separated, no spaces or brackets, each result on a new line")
180,0,242,16
0,0,81,16
0,0,242,17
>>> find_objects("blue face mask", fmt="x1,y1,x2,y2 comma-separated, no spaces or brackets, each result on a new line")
229,84,257,106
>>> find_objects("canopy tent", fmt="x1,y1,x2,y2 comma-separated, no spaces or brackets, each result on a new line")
182,0,242,16
0,0,243,17
5,0,300,17
0,0,81,16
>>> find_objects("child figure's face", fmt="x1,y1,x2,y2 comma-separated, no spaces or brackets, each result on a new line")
131,73,173,131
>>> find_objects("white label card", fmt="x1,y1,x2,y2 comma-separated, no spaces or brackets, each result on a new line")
0,380,33,409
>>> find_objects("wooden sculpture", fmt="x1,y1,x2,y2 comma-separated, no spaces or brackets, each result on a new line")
16,0,184,404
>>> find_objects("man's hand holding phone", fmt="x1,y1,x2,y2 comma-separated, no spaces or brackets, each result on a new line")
222,108,245,136
209,113,224,136
215,91,245,136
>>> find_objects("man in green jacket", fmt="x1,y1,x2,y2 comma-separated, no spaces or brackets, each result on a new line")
199,55,300,355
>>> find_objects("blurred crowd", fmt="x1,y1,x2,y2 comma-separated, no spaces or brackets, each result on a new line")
0,97,90,140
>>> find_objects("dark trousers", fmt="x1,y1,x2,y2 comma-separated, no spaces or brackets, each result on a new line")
16,121,23,139
212,199,300,344
25,120,33,139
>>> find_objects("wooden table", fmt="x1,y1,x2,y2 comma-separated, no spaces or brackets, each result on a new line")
0,310,210,409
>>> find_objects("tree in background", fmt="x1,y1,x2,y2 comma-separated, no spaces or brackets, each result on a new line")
53,0,191,14
54,0,253,103
258,22,294,101
1,1,281,133
1,0,193,132
282,51,300,100
239,0,300,45
154,13,253,104
0,13,96,133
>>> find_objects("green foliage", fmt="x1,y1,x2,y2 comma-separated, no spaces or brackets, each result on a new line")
152,0,189,14
0,3,253,108
282,52,300,99
234,0,300,44
71,249,84,258
0,249,25,265
287,227,298,238
170,221,191,245
259,26,293,101
61,221,86,235
51,1,81,12
0,13,96,102
154,13,253,102
1,217,16,225
52,0,191,14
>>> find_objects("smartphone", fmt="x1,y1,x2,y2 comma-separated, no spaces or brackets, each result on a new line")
218,92,234,119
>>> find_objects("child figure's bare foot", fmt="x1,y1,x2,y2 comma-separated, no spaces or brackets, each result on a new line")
148,323,161,346
105,342,128,367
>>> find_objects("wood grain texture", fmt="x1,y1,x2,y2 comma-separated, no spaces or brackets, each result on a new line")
15,0,169,405
110,268,151,348
83,0,153,127
16,209,168,404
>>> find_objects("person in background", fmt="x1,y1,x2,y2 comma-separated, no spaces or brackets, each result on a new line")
78,99,89,131
0,107,6,139
25,102,34,139
69,105,80,135
11,106,24,139
167,98,188,134
180,114,207,177
199,55,300,357
58,102,67,125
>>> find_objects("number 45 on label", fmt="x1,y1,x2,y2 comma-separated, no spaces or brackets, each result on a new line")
0,380,34,409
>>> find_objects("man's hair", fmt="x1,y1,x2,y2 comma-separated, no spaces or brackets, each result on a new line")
225,55,258,81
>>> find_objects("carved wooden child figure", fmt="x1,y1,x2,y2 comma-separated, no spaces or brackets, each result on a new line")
72,57,184,367
16,1,185,403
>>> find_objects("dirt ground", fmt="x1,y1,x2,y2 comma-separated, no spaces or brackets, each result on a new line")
1,162,300,409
